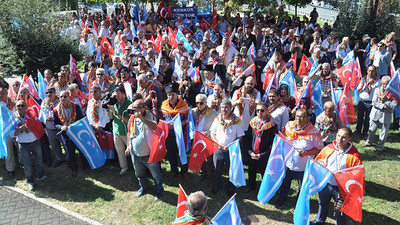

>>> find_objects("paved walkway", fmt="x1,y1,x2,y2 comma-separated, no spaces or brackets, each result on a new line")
0,185,92,225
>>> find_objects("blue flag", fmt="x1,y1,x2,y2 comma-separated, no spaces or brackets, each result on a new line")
215,73,222,83
228,141,246,187
95,49,102,63
212,195,243,225
281,69,296,96
89,39,97,55
153,50,162,75
257,133,295,204
173,114,188,165
312,81,323,117
293,158,332,225
37,70,47,100
195,30,204,42
0,105,19,158
66,117,106,169
176,29,194,51
132,1,140,23
342,50,355,65
130,20,137,38
187,109,195,140
208,28,216,42
385,69,400,102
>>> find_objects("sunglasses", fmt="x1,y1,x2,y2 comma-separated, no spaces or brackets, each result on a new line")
196,102,204,105
60,96,68,98
16,104,26,108
256,109,265,113
178,44,183,46
46,91,54,94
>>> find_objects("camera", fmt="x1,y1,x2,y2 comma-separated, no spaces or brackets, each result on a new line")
101,91,117,108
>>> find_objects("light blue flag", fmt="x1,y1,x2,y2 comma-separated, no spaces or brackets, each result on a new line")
153,50,162,75
130,20,137,38
281,69,296,96
257,133,295,204
312,81,323,117
173,114,188,165
195,30,204,42
208,29,216,42
293,158,333,225
132,1,140,22
0,104,19,158
308,59,320,88
385,69,400,102
212,195,243,225
66,117,106,169
187,109,195,140
330,81,340,116
37,70,47,100
352,87,360,104
228,141,246,187
176,29,194,51
342,50,355,65
89,39,97,55
215,73,222,83
95,49,102,63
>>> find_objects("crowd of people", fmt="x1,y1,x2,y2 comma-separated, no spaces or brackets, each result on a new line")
1,4,399,224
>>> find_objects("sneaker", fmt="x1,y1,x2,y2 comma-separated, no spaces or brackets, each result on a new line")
28,183,36,191
137,188,147,197
155,194,163,201
7,171,15,179
38,175,49,182
119,168,128,175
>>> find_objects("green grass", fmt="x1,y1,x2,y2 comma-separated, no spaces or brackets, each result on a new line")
1,123,399,224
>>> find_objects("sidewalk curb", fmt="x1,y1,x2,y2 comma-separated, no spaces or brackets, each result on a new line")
3,185,103,225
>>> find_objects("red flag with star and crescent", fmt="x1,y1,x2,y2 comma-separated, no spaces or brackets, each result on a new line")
176,184,188,218
100,35,115,56
350,58,361,91
25,105,45,140
211,0,217,31
337,60,354,87
297,54,312,77
148,120,169,163
334,165,364,223
338,83,356,126
188,130,220,173
288,52,297,71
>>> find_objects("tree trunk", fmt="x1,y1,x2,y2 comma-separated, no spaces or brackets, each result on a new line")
295,3,298,17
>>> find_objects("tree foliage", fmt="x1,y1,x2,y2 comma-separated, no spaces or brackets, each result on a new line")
284,0,310,16
0,0,82,76
335,0,400,41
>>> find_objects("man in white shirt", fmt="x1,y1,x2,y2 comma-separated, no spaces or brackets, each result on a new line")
210,99,245,196
87,85,110,132
13,100,49,191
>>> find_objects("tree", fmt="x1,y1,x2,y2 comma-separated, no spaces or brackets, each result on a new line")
0,0,82,76
334,0,400,43
284,0,310,17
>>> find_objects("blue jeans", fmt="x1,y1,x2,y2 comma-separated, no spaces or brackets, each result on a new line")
18,140,44,183
356,100,372,135
131,154,164,197
278,167,304,202
315,183,347,225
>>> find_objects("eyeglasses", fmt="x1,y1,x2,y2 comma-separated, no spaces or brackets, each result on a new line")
256,109,265,113
196,102,204,105
178,44,183,46
16,104,26,108
96,73,104,76
323,108,334,112
60,96,68,98
91,90,98,93
45,91,54,94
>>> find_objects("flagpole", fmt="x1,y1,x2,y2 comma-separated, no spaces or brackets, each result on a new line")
178,183,188,198
334,165,364,174
211,193,237,222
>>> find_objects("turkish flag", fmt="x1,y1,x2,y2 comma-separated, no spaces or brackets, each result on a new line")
188,130,220,173
337,60,354,87
168,27,177,48
176,184,188,218
334,165,364,223
390,60,396,78
92,20,99,33
25,108,45,139
212,2,217,31
338,83,356,125
181,26,193,35
96,130,114,159
148,120,169,163
69,54,83,86
157,0,167,18
297,54,312,77
201,18,211,32
26,96,40,117
288,52,297,71
350,58,362,91
153,30,162,53
262,65,274,91
21,75,40,99
100,35,115,56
